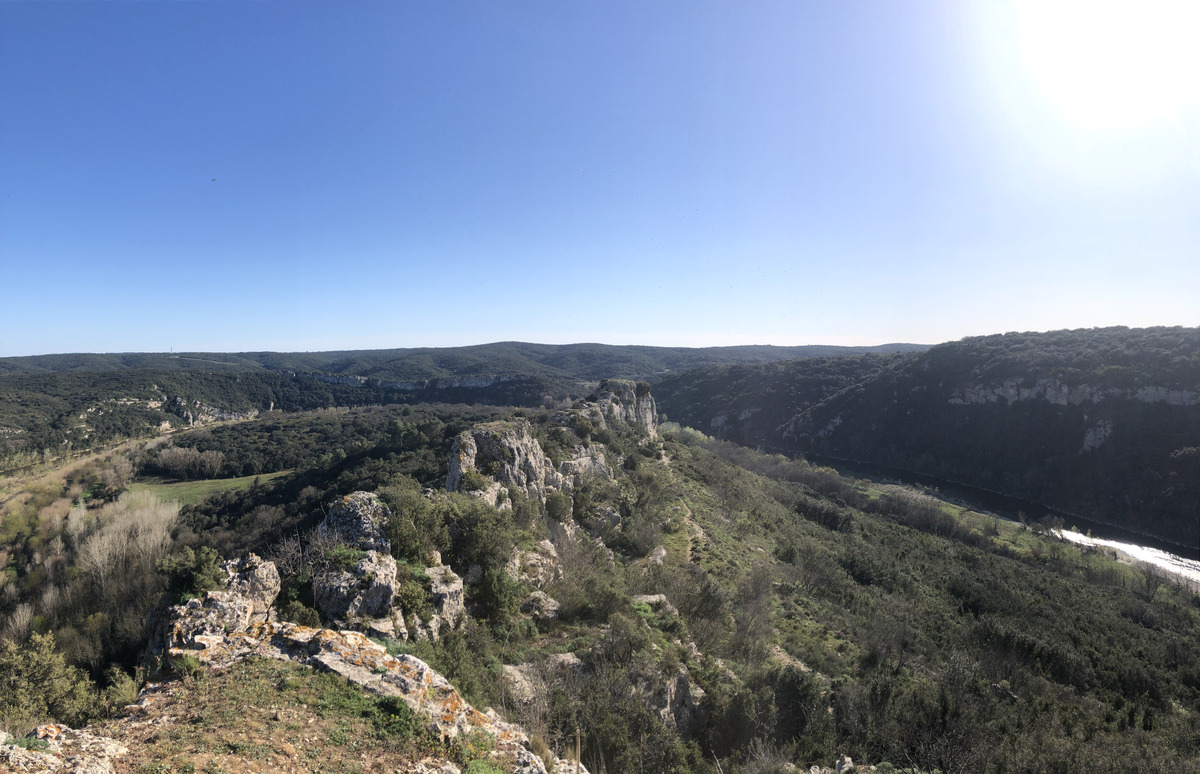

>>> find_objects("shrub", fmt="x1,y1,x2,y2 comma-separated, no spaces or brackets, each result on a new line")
394,562,434,620
0,632,97,732
321,543,366,572
459,469,491,493
280,600,322,627
545,492,572,523
157,546,226,601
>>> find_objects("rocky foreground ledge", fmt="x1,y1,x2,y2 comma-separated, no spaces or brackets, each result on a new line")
141,546,586,774
0,540,583,773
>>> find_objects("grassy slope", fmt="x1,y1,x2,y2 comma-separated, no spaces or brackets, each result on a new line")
89,658,454,774
130,471,291,507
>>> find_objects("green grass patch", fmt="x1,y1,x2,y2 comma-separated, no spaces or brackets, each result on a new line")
130,470,290,506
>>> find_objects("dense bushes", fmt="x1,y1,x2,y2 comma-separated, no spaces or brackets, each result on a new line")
0,632,97,733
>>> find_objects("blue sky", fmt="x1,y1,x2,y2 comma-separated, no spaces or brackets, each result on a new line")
2,1,1197,356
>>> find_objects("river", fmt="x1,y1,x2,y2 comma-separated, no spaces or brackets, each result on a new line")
1054,529,1200,587
805,453,1200,585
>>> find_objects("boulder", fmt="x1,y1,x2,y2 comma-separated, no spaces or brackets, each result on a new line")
313,549,406,639
0,726,128,774
221,554,281,621
520,591,561,623
145,553,280,672
319,490,392,553
507,540,561,588
580,505,621,537
312,492,408,639
632,594,678,618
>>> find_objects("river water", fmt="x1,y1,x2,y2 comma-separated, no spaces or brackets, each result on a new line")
1054,529,1200,587
804,453,1200,586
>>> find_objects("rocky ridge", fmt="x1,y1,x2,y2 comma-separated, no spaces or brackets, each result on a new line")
446,379,656,512
146,541,586,774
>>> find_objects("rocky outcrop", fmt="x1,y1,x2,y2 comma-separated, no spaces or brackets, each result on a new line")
0,726,128,773
161,619,575,773
948,379,1200,407
579,505,621,537
651,667,708,735
447,419,567,505
149,546,586,774
313,492,408,639
520,590,561,624
507,540,561,588
559,443,613,484
409,564,465,641
170,397,260,426
591,379,658,437
502,654,584,710
145,553,280,671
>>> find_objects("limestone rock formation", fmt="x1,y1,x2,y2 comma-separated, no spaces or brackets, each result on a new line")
560,379,657,439
657,666,708,736
145,553,279,670
559,443,613,484
150,573,586,774
0,726,128,774
312,492,408,639
507,539,561,587
318,490,392,553
592,379,658,437
409,564,465,641
520,590,560,623
447,419,567,506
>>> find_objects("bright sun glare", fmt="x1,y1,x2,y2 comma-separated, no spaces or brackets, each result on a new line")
1014,0,1200,132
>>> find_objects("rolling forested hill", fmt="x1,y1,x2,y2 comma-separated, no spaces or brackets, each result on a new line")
0,341,925,379
655,326,1200,549
0,341,922,471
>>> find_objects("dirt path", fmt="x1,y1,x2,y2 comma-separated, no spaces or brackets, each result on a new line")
661,450,705,563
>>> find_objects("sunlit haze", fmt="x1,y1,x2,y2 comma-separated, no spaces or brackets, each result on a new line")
2,2,1197,356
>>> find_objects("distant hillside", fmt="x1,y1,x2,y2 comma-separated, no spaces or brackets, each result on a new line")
653,353,907,447
655,327,1200,548
0,341,925,467
0,341,927,380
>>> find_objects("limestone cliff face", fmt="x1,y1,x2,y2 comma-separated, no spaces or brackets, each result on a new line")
446,419,567,506
948,379,1200,407
170,396,261,426
583,379,658,438
558,443,613,484
446,381,659,508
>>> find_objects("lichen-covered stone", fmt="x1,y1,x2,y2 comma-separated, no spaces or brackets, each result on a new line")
0,726,128,773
